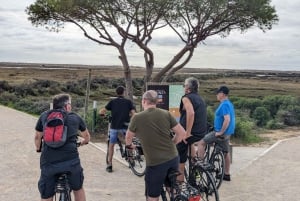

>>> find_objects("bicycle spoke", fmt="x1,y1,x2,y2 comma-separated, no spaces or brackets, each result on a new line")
129,147,146,176
190,165,219,201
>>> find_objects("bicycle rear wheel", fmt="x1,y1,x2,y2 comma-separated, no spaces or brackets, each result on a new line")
128,144,146,176
190,164,219,201
58,191,71,201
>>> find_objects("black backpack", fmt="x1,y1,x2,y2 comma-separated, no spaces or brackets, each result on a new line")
43,109,68,148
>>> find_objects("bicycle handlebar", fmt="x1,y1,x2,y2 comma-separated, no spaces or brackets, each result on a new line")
36,140,87,152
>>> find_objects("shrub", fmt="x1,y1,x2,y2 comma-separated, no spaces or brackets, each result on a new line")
0,91,18,105
206,106,214,125
266,119,284,129
252,106,271,127
262,95,286,118
14,84,36,97
232,117,261,144
0,80,11,92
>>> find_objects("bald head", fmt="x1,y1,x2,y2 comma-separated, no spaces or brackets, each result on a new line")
142,90,158,105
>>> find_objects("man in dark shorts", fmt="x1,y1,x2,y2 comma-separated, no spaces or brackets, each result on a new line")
125,90,186,201
198,86,235,181
99,86,135,172
177,77,207,182
34,93,90,201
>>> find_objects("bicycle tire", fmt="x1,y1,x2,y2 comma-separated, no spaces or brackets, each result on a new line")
105,138,109,165
59,191,71,201
128,145,146,176
210,150,225,189
56,174,72,201
190,164,219,201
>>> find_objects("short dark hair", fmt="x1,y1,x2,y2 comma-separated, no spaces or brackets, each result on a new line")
184,77,199,93
116,86,125,96
216,86,229,95
53,93,70,109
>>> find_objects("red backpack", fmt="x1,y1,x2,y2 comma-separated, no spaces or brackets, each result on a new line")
43,109,68,148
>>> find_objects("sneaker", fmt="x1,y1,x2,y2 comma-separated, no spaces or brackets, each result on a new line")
106,165,113,173
223,174,231,181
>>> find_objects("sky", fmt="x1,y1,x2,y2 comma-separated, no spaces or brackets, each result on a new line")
0,0,299,71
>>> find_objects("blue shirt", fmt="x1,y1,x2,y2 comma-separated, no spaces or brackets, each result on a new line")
214,99,235,135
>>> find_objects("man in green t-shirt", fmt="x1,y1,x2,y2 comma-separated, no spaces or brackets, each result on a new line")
126,90,186,201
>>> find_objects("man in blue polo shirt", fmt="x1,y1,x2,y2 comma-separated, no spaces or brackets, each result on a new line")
197,85,235,181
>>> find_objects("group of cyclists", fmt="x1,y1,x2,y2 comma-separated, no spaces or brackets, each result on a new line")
34,77,235,201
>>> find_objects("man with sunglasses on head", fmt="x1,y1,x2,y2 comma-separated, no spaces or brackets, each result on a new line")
177,77,208,182
34,93,90,201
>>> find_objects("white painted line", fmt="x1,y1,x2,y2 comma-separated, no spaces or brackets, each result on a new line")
88,142,129,166
234,136,300,176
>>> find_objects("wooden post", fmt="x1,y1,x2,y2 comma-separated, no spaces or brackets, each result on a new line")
84,69,92,120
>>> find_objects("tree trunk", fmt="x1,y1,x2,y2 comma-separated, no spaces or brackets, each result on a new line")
118,48,134,102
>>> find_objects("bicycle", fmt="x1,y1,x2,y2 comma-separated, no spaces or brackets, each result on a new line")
203,139,225,189
53,141,84,201
37,141,83,201
160,169,201,201
105,117,146,177
196,123,225,189
184,139,219,201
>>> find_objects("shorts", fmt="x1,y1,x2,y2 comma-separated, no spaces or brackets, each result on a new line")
109,128,127,144
145,156,179,198
177,135,204,163
38,158,84,199
203,131,231,153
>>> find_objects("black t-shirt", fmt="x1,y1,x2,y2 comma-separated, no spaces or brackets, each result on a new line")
35,111,87,167
105,96,135,129
179,92,207,136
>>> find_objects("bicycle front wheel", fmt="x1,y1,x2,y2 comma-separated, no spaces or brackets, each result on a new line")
210,150,225,189
190,164,219,201
128,145,146,176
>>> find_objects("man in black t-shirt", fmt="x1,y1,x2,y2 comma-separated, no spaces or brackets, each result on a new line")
34,93,90,201
99,86,135,172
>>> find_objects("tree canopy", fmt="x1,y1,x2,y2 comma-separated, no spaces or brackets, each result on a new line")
26,0,278,98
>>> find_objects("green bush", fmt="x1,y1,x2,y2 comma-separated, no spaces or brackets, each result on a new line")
252,106,271,127
0,91,18,106
276,108,300,126
232,117,261,144
206,106,214,125
266,119,284,129
232,97,262,116
262,95,285,118
0,80,11,92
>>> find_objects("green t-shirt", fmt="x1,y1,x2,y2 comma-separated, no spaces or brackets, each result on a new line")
129,108,178,166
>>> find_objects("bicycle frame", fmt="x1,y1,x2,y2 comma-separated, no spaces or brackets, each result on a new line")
55,173,72,201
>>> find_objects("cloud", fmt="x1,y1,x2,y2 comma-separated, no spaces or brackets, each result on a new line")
0,0,299,71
